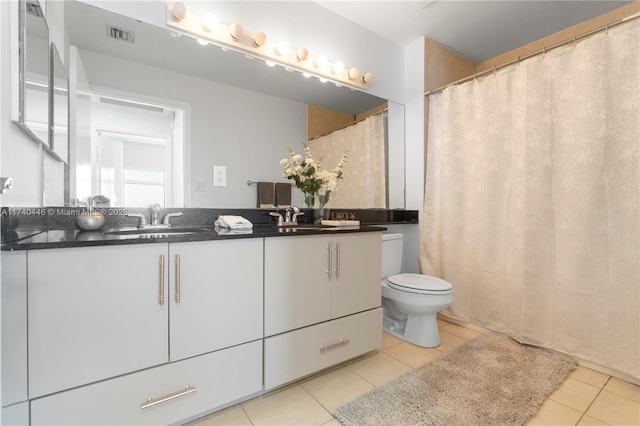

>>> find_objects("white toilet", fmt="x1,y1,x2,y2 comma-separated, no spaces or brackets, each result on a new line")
381,233,454,348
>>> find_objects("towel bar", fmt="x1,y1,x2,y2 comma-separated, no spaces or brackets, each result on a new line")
247,180,294,186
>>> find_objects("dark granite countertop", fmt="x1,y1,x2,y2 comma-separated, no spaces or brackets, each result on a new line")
1,206,417,251
1,224,387,251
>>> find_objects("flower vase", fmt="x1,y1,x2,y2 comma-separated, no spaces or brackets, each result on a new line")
303,192,315,209
314,192,329,224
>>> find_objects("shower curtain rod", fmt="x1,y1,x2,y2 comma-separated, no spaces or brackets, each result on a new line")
309,107,388,141
424,12,640,97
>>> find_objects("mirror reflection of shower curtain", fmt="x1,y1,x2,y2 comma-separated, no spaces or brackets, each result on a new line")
308,111,387,208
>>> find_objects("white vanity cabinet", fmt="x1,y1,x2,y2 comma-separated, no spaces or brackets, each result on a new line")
264,232,382,336
168,239,263,361
1,251,29,415
28,244,170,398
264,232,383,389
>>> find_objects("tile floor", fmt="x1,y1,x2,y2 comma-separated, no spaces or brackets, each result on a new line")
187,319,640,426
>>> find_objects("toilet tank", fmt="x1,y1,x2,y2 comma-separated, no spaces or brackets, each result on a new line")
381,233,404,278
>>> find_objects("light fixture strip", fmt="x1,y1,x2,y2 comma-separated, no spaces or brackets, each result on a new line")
165,3,370,90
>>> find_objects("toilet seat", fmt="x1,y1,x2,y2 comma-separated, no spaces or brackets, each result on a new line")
385,273,453,295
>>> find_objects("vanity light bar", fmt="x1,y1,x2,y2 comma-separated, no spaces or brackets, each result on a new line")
165,2,373,90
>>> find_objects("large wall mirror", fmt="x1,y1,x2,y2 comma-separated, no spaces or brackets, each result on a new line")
64,1,405,209
14,0,50,146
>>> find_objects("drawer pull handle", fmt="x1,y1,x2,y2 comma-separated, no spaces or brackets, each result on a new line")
140,385,197,410
320,338,350,352
159,255,165,305
326,243,333,279
335,242,340,278
175,254,181,303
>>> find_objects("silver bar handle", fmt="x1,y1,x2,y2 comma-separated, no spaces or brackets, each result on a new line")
175,254,181,303
320,338,350,352
335,242,340,279
326,242,332,279
140,385,197,410
159,255,165,305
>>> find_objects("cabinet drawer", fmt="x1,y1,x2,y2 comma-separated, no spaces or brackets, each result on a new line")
31,340,262,425
264,308,382,389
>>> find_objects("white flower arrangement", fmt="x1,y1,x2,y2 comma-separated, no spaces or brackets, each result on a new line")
280,145,348,206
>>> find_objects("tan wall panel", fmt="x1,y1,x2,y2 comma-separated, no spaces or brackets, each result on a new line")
424,38,476,93
355,103,388,122
307,105,355,140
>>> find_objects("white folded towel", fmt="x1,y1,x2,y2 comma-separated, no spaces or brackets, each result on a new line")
215,215,253,230
215,228,253,235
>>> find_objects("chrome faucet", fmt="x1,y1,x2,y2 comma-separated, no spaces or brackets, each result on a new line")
150,203,161,226
270,207,304,226
127,204,184,229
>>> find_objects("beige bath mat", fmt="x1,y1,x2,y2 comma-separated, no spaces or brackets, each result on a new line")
334,333,576,426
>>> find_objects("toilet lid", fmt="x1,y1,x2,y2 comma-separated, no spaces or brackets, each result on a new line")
386,273,453,292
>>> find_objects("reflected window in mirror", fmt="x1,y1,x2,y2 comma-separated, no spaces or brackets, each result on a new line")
74,94,185,208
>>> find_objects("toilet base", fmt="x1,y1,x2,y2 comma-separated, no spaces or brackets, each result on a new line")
382,309,441,348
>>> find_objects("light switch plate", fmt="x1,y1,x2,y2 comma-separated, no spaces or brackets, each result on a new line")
213,166,227,187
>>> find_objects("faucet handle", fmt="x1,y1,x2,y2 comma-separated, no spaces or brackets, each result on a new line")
269,211,284,224
162,212,184,225
292,211,304,223
127,212,149,228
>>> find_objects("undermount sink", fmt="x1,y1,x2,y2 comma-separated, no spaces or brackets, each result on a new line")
103,227,211,238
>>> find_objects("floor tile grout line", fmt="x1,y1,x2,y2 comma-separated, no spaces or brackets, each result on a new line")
574,376,613,426
298,381,335,424
240,404,256,426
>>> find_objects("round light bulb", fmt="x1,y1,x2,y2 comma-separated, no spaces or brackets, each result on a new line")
348,67,360,80
302,72,312,78
275,40,290,56
319,77,328,83
172,2,188,21
253,31,267,47
362,72,374,84
201,13,218,32
265,60,276,67
297,48,309,62
229,22,243,40
197,39,208,46
332,61,345,74
314,54,328,69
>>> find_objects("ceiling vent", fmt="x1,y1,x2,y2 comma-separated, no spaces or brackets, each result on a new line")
106,25,135,44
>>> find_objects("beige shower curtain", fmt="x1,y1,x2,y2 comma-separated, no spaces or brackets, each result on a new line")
422,21,639,380
308,111,387,208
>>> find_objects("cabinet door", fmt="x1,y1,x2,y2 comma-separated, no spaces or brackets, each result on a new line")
331,233,382,319
265,236,331,336
1,251,28,406
169,239,263,361
28,244,169,398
